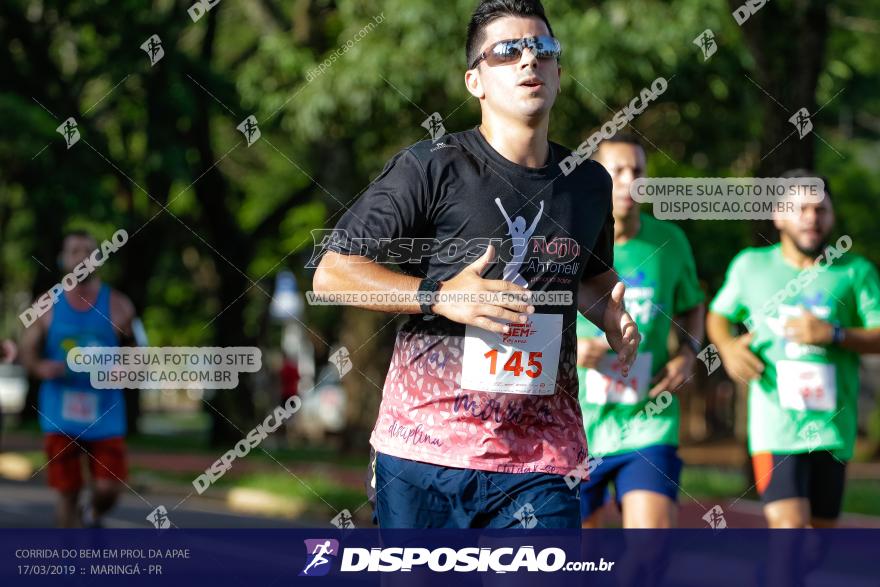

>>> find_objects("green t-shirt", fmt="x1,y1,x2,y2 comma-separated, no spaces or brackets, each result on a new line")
577,214,704,455
710,243,880,460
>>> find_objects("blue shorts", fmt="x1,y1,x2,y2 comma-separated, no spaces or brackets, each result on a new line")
375,452,580,529
579,444,683,521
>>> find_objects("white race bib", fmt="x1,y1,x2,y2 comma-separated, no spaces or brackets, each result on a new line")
584,352,653,405
61,389,99,423
460,313,562,395
776,360,836,412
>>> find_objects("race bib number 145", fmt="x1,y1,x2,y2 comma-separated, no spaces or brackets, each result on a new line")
460,314,562,395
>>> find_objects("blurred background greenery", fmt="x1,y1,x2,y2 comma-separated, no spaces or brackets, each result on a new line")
1,0,879,465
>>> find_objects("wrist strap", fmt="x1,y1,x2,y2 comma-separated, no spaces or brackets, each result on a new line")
418,277,442,318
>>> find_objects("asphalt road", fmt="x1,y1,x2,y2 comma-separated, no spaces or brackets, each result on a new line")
0,478,305,529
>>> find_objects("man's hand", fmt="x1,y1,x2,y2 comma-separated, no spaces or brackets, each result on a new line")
432,245,535,334
576,336,611,368
717,332,764,382
603,282,640,376
784,308,834,345
0,340,16,364
647,346,695,398
34,360,66,380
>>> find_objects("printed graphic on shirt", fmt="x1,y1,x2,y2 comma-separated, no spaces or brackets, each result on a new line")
326,128,613,473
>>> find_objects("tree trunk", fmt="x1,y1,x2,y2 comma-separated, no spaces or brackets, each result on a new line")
189,8,258,446
730,0,829,175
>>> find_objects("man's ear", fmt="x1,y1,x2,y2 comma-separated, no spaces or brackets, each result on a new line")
465,68,485,99
557,65,562,94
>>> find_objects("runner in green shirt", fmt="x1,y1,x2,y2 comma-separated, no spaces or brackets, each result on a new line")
577,136,705,528
707,171,880,528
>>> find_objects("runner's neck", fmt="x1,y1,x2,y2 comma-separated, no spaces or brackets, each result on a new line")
779,235,819,269
64,278,103,310
477,115,550,169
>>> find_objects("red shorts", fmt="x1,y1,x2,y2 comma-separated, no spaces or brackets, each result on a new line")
44,434,128,493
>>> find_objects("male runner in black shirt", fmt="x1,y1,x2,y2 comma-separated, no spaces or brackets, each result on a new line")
314,0,640,528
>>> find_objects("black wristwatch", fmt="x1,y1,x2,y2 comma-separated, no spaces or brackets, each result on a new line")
417,277,442,319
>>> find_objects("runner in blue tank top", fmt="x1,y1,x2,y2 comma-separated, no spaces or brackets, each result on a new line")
21,230,137,527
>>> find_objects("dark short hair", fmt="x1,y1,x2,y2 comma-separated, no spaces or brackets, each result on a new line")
596,133,645,154
781,168,832,199
466,0,554,69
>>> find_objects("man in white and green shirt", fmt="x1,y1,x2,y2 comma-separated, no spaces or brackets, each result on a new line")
708,171,880,528
577,136,705,528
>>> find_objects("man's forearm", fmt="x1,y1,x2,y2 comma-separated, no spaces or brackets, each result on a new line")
676,303,706,349
314,251,423,314
706,311,736,348
839,327,880,354
578,269,617,330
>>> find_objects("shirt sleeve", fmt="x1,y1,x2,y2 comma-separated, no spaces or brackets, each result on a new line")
709,250,750,323
853,259,880,328
672,229,705,314
582,180,614,280
323,149,431,260
581,162,614,281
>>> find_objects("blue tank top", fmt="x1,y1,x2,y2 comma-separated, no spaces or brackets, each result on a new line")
38,284,126,439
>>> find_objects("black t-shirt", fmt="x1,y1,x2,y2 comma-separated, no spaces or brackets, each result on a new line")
324,126,613,338
322,127,612,472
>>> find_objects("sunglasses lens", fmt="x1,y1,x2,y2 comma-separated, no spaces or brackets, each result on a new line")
481,36,560,67
488,41,522,65
535,36,558,58
533,36,560,59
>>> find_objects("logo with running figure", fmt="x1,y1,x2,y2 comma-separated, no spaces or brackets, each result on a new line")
495,198,544,287
421,112,446,142
513,503,539,528
789,107,813,139
237,115,261,146
702,505,727,530
140,34,164,66
300,539,339,577
697,344,722,375
693,29,717,61
57,117,80,149
799,421,823,452
330,509,355,529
